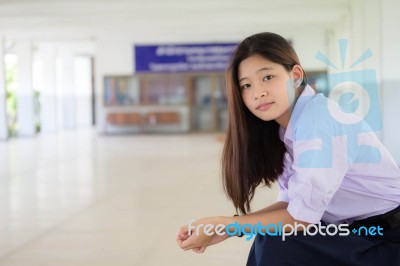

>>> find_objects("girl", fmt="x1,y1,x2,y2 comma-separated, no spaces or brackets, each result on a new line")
176,32,400,265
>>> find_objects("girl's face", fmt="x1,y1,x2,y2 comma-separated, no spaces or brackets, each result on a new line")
238,54,302,128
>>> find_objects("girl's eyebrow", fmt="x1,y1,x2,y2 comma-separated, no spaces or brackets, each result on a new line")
239,67,275,83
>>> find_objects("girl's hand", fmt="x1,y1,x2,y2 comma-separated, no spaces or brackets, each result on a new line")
176,216,231,253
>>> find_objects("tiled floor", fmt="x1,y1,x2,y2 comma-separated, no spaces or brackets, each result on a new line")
0,129,279,265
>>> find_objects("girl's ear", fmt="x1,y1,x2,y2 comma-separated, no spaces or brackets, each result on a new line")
291,64,304,88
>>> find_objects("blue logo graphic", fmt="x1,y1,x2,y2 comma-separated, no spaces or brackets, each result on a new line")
339,92,360,113
351,225,384,236
290,39,382,168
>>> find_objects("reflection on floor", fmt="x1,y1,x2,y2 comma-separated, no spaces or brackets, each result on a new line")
0,129,278,266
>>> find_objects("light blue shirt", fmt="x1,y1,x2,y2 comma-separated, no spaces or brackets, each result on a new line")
277,85,400,224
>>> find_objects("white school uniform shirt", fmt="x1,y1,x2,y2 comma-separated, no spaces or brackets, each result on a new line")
277,85,400,225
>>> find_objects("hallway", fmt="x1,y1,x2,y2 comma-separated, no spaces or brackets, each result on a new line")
0,130,278,265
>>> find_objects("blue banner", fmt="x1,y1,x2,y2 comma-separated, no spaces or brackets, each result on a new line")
134,43,237,73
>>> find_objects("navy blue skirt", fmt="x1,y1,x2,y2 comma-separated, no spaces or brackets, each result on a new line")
247,220,400,265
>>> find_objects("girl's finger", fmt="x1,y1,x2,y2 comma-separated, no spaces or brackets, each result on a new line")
181,237,197,250
177,224,188,235
192,246,207,253
176,232,188,241
182,242,194,251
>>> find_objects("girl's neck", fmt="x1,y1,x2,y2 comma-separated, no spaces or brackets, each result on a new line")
275,108,291,129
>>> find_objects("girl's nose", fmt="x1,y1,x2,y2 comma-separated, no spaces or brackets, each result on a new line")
254,91,267,100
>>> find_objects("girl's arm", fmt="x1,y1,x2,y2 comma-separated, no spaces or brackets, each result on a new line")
225,208,310,233
251,201,288,215
176,201,289,253
177,208,310,251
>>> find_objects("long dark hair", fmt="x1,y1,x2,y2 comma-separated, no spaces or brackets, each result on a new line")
221,32,307,214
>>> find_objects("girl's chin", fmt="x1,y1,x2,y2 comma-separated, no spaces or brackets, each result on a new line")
256,116,276,122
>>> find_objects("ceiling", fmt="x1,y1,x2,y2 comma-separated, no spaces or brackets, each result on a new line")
0,0,352,42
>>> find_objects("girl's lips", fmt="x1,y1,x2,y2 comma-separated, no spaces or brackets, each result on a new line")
256,102,273,111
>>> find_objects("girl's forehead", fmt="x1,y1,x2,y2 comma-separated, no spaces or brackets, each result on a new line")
239,55,283,71
241,54,274,65
238,56,283,77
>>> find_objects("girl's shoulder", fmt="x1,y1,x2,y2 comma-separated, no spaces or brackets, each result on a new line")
294,92,367,139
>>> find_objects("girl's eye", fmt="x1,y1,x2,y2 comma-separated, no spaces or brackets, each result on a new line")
263,75,273,81
241,84,251,90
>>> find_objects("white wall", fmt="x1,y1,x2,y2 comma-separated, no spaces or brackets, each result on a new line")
0,35,7,140
94,34,133,132
381,0,400,164
74,55,93,127
37,41,95,131
38,43,58,133
15,40,35,136
328,0,400,164
288,26,329,71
